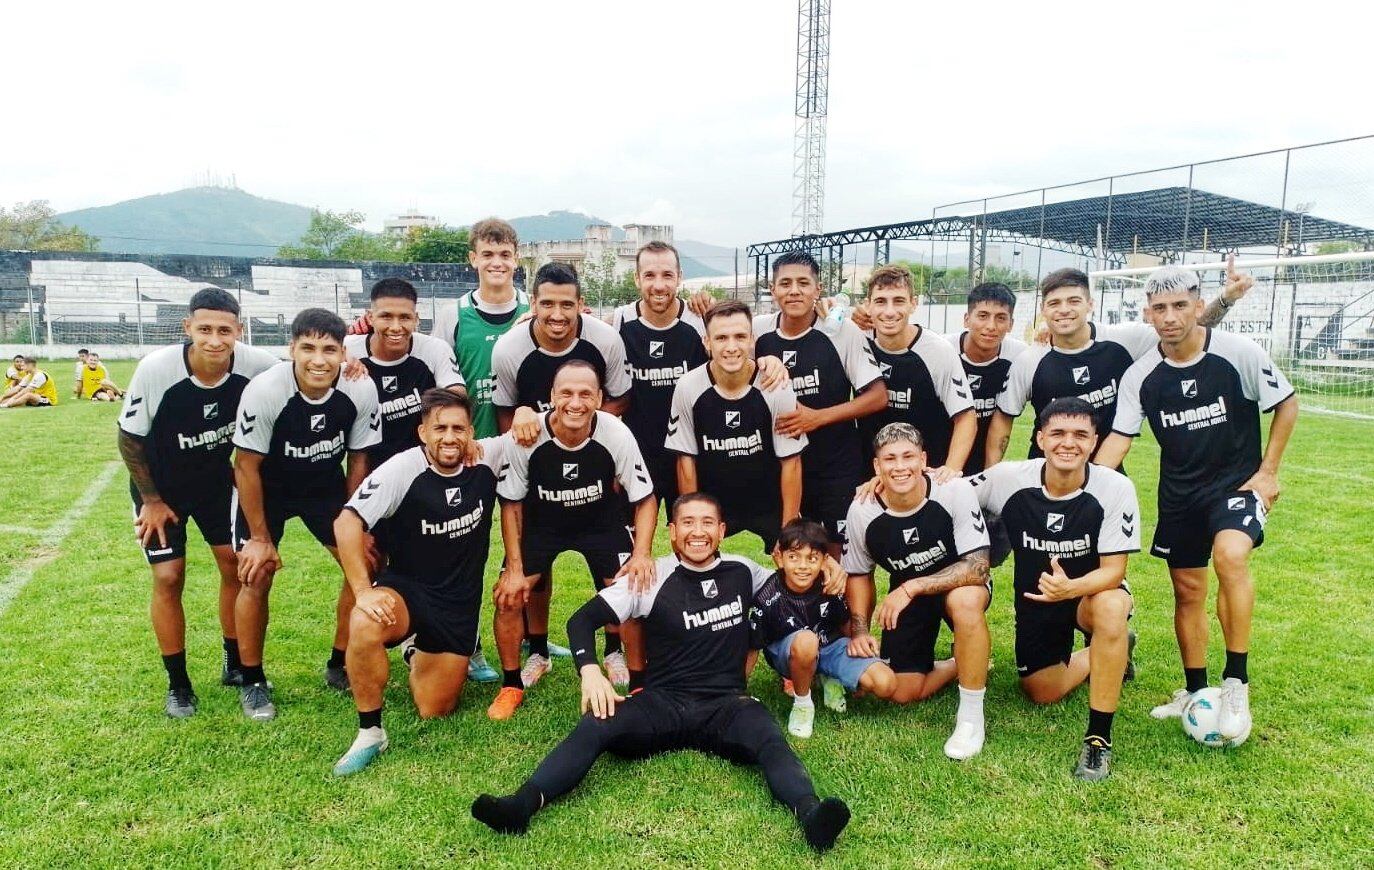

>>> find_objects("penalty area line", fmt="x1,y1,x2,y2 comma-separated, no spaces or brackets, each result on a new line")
0,461,122,618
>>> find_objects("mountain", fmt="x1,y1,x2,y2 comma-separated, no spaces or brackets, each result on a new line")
57,187,313,257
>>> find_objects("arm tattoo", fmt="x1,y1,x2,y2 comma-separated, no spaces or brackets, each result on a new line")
903,550,991,598
118,430,160,499
1199,296,1229,328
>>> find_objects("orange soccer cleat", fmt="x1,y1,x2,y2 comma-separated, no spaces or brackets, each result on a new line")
487,686,525,721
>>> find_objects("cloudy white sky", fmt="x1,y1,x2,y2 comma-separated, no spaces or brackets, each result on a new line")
4,0,1369,246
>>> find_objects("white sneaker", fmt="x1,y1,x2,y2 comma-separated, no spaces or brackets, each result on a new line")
1149,688,1193,719
1218,678,1251,739
520,653,552,689
943,719,985,761
819,675,847,713
788,702,815,738
604,651,629,688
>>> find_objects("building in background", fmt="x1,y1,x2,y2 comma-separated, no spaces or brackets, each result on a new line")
520,223,673,278
383,211,441,238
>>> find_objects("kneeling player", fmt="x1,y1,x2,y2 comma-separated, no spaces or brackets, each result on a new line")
843,423,992,760
751,519,895,738
471,492,852,852
971,397,1140,780
330,390,502,775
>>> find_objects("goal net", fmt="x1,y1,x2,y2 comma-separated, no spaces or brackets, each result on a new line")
1090,251,1374,419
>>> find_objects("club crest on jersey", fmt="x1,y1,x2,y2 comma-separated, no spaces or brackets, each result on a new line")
649,340,665,359
445,487,462,507
1072,366,1090,385
1046,512,1066,533
902,527,920,545
1228,497,1246,511
836,520,847,537
563,463,579,481
819,601,830,617
968,374,983,391
310,413,326,432
700,579,719,599
879,361,893,378
202,402,218,420
725,410,741,429
1181,379,1198,398
782,350,797,368
382,375,398,393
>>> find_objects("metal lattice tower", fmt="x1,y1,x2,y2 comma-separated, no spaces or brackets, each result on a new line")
792,0,830,238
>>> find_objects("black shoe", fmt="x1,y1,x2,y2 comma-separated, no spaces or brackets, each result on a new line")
471,794,531,835
1074,736,1112,781
165,686,198,718
221,665,245,687
324,664,351,692
800,797,850,851
1124,630,1138,682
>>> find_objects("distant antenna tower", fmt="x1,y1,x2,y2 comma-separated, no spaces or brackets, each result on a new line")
792,0,830,237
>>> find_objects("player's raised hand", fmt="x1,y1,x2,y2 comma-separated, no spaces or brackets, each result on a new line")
614,553,657,594
510,406,541,447
462,438,485,467
579,665,624,718
930,465,962,485
848,300,874,332
853,475,883,503
1024,556,1073,603
342,356,369,381
1239,469,1280,510
347,313,371,335
756,355,790,392
354,586,397,626
1223,253,1255,303
686,289,717,318
134,499,180,550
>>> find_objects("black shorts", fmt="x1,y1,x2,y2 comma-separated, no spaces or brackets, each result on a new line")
1151,490,1266,569
232,488,343,551
377,571,478,657
881,580,993,674
722,508,782,552
521,523,633,586
130,480,233,564
1014,584,1132,677
646,453,679,521
987,514,1012,570
802,470,860,546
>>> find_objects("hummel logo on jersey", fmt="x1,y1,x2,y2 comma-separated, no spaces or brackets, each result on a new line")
649,340,665,359
1072,366,1090,385
240,412,256,434
203,402,218,420
968,374,983,391
701,579,718,599
563,463,579,481
683,595,744,630
382,375,398,393
902,527,920,545
1262,365,1279,389
310,413,326,432
358,479,381,500
725,410,741,429
1047,512,1066,532
1181,379,1198,398
1228,497,1246,511
970,510,986,533
782,350,797,368
445,487,462,507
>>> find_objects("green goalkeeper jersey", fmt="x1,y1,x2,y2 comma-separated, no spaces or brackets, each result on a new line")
438,290,529,438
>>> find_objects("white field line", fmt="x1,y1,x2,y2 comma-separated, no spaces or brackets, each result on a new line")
0,524,41,535
1287,464,1374,486
0,461,122,618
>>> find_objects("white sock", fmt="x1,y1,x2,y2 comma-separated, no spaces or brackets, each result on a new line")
956,686,985,726
350,726,386,750
793,691,814,709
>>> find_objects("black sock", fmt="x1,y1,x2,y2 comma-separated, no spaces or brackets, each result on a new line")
472,784,543,835
794,794,820,818
162,651,191,691
528,634,549,658
327,647,346,669
603,632,622,657
1086,708,1114,744
1184,667,1208,694
222,638,242,672
1223,650,1249,683
502,669,523,690
359,708,382,730
628,669,646,692
241,664,267,686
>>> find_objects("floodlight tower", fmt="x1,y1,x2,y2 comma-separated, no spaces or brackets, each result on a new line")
792,0,830,238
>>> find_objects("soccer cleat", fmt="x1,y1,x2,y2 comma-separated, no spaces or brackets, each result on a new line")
520,654,552,689
819,675,847,713
220,665,245,687
165,686,198,718
467,650,499,683
788,703,815,738
471,793,532,835
1218,678,1252,740
400,634,418,669
943,719,985,761
1074,736,1112,781
1124,630,1138,682
324,664,351,692
603,651,630,688
240,682,276,722
332,728,388,777
800,797,851,851
1149,688,1193,719
487,687,525,721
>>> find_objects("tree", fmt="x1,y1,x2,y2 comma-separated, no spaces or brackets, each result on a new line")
0,201,99,252
278,209,401,262
401,225,470,263
577,250,637,309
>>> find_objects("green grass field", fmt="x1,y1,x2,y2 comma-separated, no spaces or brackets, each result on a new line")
1,359,1371,868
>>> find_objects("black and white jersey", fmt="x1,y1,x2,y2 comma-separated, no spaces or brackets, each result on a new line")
969,459,1140,596
119,343,280,493
945,332,1028,474
1112,328,1294,513
749,571,849,648
232,362,382,498
996,322,1157,462
860,326,974,467
754,313,884,480
841,476,989,589
344,332,465,466
599,553,772,695
490,316,632,411
496,410,653,533
344,441,504,597
664,363,807,518
612,300,708,463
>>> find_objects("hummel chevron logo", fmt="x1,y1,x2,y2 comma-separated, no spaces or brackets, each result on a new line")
1262,366,1279,389
357,479,381,500
369,412,381,431
129,396,143,406
1122,525,1135,536
124,408,138,419
240,412,256,435
971,510,986,533
1123,513,1134,524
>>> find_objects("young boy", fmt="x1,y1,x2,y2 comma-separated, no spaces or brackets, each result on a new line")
751,518,896,738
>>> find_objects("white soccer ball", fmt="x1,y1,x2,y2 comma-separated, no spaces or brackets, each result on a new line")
1181,687,1250,748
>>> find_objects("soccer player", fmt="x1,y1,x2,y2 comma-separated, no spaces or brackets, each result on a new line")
72,348,89,397
118,288,280,717
471,492,853,852
0,357,58,407
6,354,25,389
859,264,975,477
330,389,504,775
1095,265,1298,742
969,397,1140,780
751,518,896,738
756,251,886,556
946,282,1028,476
666,301,807,551
987,266,1249,468
491,360,656,712
231,308,382,721
843,422,991,760
344,278,466,467
79,352,123,401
